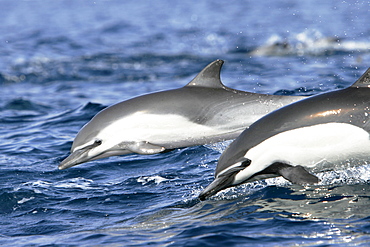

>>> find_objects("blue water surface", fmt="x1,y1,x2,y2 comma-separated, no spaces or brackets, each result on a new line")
1,0,370,246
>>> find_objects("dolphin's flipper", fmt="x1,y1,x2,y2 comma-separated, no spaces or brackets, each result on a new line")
120,141,165,155
272,163,319,185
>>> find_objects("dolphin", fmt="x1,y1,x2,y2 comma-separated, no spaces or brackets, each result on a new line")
59,59,304,170
249,37,342,56
199,67,370,200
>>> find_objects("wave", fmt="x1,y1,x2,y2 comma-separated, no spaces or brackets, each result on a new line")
0,51,211,85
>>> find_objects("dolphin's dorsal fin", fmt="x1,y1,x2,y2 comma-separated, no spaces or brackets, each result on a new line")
351,67,370,88
186,59,226,88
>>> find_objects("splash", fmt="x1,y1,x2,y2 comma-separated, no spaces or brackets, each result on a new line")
137,175,169,185
249,29,370,56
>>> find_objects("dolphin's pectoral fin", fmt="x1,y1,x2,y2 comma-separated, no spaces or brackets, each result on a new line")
279,165,319,185
270,162,319,185
161,148,176,153
122,141,166,155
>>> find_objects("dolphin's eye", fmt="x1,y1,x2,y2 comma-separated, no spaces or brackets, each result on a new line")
78,139,102,152
94,139,102,146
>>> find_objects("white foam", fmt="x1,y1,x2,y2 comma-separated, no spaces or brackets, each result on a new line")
18,177,97,191
53,178,96,189
204,140,232,154
17,197,35,204
137,175,169,185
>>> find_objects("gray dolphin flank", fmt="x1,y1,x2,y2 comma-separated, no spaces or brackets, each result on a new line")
199,67,370,200
59,60,304,170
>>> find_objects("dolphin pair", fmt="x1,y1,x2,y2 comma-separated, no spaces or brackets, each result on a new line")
199,67,370,200
59,60,304,170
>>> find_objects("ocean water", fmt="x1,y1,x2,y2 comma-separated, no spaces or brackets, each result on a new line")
1,0,370,246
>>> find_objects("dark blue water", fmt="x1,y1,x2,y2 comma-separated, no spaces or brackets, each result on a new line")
1,0,370,246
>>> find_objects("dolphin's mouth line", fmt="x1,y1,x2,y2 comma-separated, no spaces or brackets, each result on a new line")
59,149,88,170
59,140,102,170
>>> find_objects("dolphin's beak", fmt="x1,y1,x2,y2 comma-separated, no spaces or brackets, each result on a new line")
59,149,90,170
59,140,103,170
199,175,235,201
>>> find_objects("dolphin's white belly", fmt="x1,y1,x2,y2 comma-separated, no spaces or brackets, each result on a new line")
234,123,370,184
99,112,240,148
